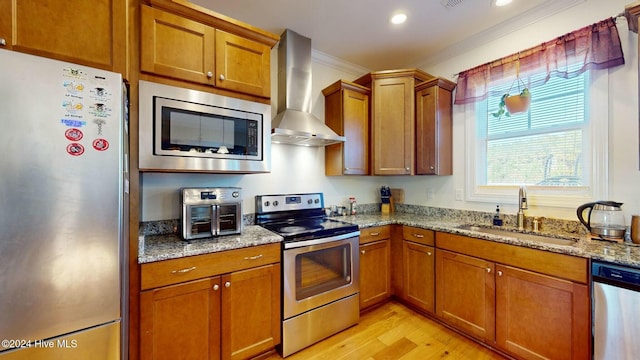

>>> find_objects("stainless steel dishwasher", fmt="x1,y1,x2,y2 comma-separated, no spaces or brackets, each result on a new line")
592,260,640,359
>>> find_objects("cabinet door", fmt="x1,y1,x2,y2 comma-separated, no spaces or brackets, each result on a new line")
140,277,221,360
0,0,126,72
141,5,216,85
415,84,453,175
372,76,414,175
435,249,495,342
495,265,590,360
215,30,271,98
221,264,281,360
325,85,370,176
403,241,435,313
359,239,391,310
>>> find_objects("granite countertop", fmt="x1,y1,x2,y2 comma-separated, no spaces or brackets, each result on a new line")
341,213,640,268
138,225,283,264
139,213,640,268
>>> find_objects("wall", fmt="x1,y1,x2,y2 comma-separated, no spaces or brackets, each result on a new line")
140,0,640,225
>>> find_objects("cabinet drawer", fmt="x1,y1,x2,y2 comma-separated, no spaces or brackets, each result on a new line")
141,243,280,290
360,226,391,244
403,226,434,246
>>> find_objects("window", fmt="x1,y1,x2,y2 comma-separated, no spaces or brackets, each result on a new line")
480,65,587,187
455,18,622,208
464,67,608,208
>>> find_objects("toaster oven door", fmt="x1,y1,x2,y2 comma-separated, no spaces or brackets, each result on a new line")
217,203,242,236
184,204,216,240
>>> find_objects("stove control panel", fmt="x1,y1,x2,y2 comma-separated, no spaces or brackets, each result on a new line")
256,193,323,213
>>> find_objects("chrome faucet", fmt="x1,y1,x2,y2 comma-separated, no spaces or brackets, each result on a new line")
517,186,528,230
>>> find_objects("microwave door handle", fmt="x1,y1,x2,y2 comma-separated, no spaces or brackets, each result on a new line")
212,204,219,236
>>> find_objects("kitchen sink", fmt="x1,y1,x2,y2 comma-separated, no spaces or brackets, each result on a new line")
456,225,578,246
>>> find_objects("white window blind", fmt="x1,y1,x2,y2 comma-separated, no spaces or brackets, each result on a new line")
478,68,588,187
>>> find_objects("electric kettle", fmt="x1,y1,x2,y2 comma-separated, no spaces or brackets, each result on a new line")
576,201,626,239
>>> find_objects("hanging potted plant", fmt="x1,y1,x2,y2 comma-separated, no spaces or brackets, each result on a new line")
492,60,531,119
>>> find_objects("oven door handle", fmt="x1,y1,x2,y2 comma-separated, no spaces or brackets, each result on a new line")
283,231,360,249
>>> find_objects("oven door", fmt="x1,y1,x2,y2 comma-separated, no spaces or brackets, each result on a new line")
282,233,360,319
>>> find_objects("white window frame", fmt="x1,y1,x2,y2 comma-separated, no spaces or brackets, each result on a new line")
463,69,609,208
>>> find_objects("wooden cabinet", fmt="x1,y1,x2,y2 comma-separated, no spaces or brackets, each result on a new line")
140,2,275,98
359,226,391,310
435,249,495,341
221,264,281,360
435,232,590,359
495,265,589,360
215,30,271,98
0,0,126,72
141,277,221,360
402,227,435,313
322,80,371,176
415,78,455,175
141,5,216,86
140,244,281,360
354,69,455,175
353,69,440,175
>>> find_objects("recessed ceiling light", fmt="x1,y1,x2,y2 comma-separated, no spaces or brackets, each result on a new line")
494,0,513,6
390,13,407,25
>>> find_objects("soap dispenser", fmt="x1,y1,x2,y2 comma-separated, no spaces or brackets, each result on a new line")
493,205,503,226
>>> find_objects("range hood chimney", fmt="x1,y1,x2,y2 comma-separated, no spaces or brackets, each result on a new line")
271,29,345,146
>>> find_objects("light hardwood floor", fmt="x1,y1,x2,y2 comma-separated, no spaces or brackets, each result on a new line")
265,301,507,360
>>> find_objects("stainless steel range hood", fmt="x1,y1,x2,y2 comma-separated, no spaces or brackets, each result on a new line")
272,29,345,146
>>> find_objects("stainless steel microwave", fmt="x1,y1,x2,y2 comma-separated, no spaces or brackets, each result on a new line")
139,80,271,173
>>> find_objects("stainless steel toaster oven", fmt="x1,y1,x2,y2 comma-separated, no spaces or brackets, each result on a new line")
180,187,242,240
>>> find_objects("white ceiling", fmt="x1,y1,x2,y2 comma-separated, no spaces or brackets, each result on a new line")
191,0,585,70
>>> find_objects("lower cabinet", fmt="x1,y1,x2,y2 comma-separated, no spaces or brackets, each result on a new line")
435,249,495,341
435,232,590,360
140,245,281,360
495,264,589,360
402,227,435,313
141,277,221,360
359,226,391,310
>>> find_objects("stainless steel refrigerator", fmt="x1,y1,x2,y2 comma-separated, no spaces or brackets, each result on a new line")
0,49,128,359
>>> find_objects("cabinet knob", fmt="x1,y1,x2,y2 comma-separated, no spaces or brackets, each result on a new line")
206,71,213,78
360,250,365,254
213,284,220,291
224,281,231,288
405,167,410,172
497,270,503,277
486,267,492,273
0,38,6,46
430,166,435,170
427,251,432,256
219,74,225,81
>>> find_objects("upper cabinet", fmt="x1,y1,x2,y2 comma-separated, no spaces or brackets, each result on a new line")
140,0,277,99
355,70,432,175
323,80,371,176
415,78,455,175
0,0,127,73
141,5,216,85
352,69,453,176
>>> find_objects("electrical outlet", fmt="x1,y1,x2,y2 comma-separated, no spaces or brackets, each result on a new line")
455,188,464,201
